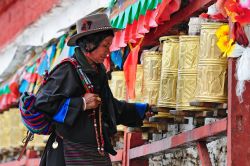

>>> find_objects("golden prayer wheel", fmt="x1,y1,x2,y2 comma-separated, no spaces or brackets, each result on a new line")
2,111,11,149
157,36,179,108
109,71,126,100
195,23,228,103
0,114,3,149
142,51,162,105
8,108,24,148
176,36,207,111
28,135,48,150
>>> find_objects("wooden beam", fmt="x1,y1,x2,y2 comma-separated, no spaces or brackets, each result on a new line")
122,130,148,166
129,118,227,159
197,141,212,166
110,149,123,162
142,0,216,47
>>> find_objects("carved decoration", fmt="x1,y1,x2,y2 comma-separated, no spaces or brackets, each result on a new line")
158,36,179,108
142,51,162,105
195,23,228,103
176,36,206,110
109,71,126,100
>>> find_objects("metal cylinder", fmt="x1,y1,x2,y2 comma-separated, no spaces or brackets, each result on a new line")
195,23,228,103
0,115,3,149
28,135,48,149
157,36,179,108
176,36,206,110
8,108,24,148
109,71,126,100
2,111,10,149
142,51,162,105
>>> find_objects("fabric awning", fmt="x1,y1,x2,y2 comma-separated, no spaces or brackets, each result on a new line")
109,0,181,99
109,0,181,51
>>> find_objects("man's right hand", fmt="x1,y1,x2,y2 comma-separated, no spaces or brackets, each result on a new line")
82,93,101,110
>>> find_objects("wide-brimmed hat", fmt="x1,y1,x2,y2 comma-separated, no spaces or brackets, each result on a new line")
67,13,115,46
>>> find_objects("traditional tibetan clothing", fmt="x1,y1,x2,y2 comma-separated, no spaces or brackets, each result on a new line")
35,47,148,166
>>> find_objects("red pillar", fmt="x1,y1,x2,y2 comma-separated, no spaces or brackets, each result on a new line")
197,141,212,166
227,58,250,166
122,129,148,166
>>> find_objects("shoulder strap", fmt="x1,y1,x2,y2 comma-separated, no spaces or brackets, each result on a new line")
51,58,94,93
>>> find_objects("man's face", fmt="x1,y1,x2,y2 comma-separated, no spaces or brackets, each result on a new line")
88,36,113,63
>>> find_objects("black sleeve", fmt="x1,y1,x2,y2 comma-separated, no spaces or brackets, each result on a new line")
34,62,85,126
113,98,144,127
105,84,145,127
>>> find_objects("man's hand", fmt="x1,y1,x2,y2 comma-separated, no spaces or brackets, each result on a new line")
82,93,101,110
145,105,157,118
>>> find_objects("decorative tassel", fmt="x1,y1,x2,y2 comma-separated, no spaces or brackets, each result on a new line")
236,47,250,102
233,22,249,47
230,44,250,102
18,131,34,161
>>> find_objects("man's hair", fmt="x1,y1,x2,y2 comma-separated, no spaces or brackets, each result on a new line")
76,30,114,53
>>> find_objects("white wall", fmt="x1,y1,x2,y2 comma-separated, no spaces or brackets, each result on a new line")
0,0,108,76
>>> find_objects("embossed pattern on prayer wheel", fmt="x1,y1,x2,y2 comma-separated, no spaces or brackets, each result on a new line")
142,51,162,105
176,36,206,110
2,111,10,149
0,115,3,149
157,36,179,108
9,108,24,148
109,71,126,100
28,135,48,149
195,23,228,103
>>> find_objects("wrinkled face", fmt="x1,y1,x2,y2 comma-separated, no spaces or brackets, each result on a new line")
88,36,113,63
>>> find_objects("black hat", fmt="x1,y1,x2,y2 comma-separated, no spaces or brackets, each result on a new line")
67,13,115,46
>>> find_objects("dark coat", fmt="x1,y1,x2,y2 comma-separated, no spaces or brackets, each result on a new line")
35,47,144,166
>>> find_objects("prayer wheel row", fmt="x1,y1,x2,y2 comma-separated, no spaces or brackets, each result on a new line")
157,22,227,110
109,22,227,111
0,108,48,150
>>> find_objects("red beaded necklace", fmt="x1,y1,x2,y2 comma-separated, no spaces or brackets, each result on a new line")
85,55,105,156
90,106,104,156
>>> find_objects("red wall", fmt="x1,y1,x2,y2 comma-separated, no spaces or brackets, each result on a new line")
0,0,59,49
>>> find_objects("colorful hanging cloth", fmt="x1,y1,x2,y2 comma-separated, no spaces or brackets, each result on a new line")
51,35,67,69
68,46,76,57
52,37,71,68
123,38,143,99
110,0,181,51
224,0,250,25
0,74,20,112
19,63,38,93
111,50,123,69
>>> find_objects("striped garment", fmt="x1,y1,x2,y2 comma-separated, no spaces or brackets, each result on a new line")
63,139,112,166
